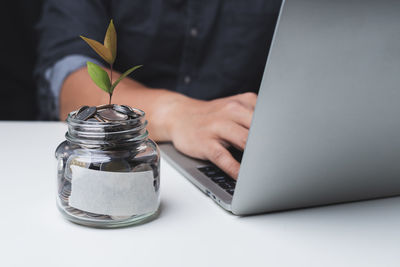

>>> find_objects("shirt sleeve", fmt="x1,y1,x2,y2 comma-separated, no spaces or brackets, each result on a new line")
43,55,103,120
34,0,110,120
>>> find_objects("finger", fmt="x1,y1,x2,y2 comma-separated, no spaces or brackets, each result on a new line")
222,102,254,129
213,121,248,151
229,92,257,110
206,141,240,179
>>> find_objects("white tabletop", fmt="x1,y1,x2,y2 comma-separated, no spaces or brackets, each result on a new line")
0,122,399,267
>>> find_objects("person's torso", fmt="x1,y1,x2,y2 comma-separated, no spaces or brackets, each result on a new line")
111,0,281,99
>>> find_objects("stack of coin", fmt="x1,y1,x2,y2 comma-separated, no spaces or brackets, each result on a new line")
57,104,158,223
58,104,142,221
74,104,140,122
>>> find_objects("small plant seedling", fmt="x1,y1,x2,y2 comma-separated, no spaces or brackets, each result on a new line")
80,20,142,104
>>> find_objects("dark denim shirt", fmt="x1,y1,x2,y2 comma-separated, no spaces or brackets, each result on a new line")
35,0,281,120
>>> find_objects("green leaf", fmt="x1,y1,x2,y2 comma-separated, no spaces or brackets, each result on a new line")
86,62,111,93
110,65,142,93
104,19,117,64
80,36,113,64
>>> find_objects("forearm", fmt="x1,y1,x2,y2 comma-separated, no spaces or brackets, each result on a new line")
59,67,190,141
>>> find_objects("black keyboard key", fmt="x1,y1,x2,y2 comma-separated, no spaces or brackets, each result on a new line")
198,166,225,177
226,189,235,195
211,176,226,183
219,183,233,190
198,166,216,173
198,165,236,195
226,180,235,186
227,184,236,190
205,170,224,177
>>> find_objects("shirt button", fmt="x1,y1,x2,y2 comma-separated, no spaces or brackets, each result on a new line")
184,75,191,84
190,27,198,37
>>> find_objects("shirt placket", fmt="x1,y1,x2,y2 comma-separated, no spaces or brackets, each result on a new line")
176,0,202,94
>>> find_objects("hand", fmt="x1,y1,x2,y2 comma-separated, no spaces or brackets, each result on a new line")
165,92,257,179
60,68,255,178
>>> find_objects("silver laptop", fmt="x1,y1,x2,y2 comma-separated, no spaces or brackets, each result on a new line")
160,0,400,215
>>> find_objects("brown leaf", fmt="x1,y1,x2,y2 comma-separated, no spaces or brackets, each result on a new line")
104,19,117,64
80,36,113,65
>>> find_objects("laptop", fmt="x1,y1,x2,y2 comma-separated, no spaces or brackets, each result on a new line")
159,0,400,215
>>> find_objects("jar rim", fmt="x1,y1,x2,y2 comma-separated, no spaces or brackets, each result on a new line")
66,106,145,126
65,106,148,148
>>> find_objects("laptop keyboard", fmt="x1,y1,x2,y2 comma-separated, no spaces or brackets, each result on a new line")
197,165,236,195
197,147,243,195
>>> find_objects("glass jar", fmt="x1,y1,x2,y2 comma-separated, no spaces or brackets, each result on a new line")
55,107,160,228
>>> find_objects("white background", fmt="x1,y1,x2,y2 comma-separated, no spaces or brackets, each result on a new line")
0,122,399,267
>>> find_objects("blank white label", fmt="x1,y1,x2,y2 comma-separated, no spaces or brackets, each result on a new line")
69,166,158,216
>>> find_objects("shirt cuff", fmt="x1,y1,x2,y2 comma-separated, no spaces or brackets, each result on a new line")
44,55,103,118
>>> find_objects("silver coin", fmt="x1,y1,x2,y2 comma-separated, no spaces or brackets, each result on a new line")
122,105,139,119
98,108,128,121
113,105,138,118
63,184,71,195
85,211,105,218
65,157,90,179
93,115,106,122
76,105,89,116
66,207,86,216
59,192,69,203
96,104,114,110
85,211,110,220
100,159,131,172
75,106,97,120
57,160,65,185
60,184,71,203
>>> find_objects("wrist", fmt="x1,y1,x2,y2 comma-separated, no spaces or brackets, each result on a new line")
150,90,200,141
